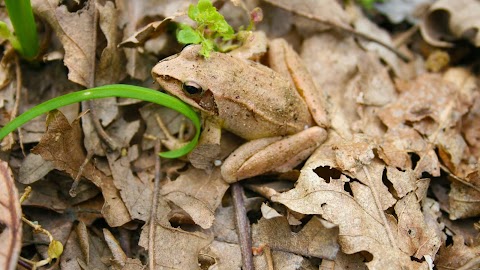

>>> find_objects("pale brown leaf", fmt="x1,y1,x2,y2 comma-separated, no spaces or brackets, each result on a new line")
0,161,22,270
103,229,127,266
31,110,131,226
449,170,480,219
254,250,318,270
106,145,152,222
75,222,89,265
263,0,351,31
300,33,364,138
436,235,480,270
116,0,193,79
272,135,441,269
161,167,229,229
421,0,480,47
200,241,242,270
60,221,111,270
378,74,470,133
95,1,126,86
18,153,54,184
252,216,339,259
139,197,212,269
31,0,95,87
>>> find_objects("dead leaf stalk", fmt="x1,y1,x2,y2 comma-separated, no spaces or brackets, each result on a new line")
87,100,119,150
70,149,95,197
148,140,162,270
362,166,397,249
231,183,254,270
84,2,119,151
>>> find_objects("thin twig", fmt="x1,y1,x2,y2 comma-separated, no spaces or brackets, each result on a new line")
149,140,162,270
10,54,26,154
231,183,254,270
70,148,95,197
86,100,119,150
363,166,397,249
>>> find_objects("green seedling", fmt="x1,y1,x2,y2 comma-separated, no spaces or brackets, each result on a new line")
176,0,235,57
0,85,201,158
356,0,385,10
3,0,39,60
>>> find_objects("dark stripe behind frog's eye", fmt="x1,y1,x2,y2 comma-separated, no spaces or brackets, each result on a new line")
182,81,203,95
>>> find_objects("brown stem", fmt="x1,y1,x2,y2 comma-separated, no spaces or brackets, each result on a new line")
231,183,254,270
149,140,162,270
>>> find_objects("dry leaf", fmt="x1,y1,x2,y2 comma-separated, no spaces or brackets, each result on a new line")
263,0,351,31
421,0,480,47
0,161,22,270
200,241,242,270
32,0,95,87
106,145,152,222
103,229,127,267
378,74,470,134
18,153,54,184
272,135,441,269
139,196,212,269
116,0,193,79
119,18,173,48
31,110,131,226
161,167,229,229
352,6,408,79
436,128,467,174
32,1,125,87
252,216,339,259
300,33,361,138
60,221,112,270
435,235,480,270
378,126,431,171
76,222,89,265
449,170,480,220
95,1,126,86
254,250,317,270
321,251,368,269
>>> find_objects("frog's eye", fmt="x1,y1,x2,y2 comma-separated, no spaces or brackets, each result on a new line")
182,81,203,95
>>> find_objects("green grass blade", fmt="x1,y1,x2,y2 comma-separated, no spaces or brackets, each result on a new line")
5,0,39,59
0,85,201,158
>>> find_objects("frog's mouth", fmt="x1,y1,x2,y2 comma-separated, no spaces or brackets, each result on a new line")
155,75,218,116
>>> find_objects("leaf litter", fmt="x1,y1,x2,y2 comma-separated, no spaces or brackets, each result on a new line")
1,0,480,269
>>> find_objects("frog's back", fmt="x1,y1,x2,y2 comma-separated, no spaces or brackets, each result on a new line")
153,45,313,140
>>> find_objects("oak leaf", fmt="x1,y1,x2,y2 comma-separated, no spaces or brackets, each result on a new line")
272,135,441,269
31,110,131,226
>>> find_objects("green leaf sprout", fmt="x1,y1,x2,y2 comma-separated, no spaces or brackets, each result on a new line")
177,0,235,57
4,0,39,60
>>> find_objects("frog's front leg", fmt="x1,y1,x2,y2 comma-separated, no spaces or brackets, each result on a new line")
221,126,327,182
